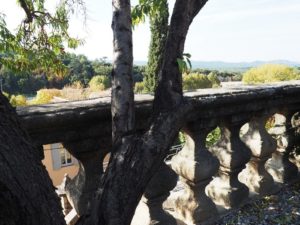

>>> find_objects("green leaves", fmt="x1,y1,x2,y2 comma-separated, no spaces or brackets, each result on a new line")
131,0,169,27
177,53,192,74
0,0,85,74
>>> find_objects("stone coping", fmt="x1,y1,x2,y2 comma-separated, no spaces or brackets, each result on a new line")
16,81,300,145
17,80,300,116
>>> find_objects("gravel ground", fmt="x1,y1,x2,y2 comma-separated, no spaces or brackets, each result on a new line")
216,182,300,225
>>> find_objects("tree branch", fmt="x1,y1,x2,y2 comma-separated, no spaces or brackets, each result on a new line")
111,0,135,146
18,0,33,23
153,0,208,114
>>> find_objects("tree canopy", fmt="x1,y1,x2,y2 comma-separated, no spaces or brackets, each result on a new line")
0,0,84,72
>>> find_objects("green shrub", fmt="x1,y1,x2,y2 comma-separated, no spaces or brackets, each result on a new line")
134,82,146,93
89,75,110,91
207,72,221,87
29,89,61,105
232,73,243,81
183,73,212,90
206,127,221,147
9,95,27,107
242,64,300,84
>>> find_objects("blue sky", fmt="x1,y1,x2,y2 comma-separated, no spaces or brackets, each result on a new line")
1,0,300,62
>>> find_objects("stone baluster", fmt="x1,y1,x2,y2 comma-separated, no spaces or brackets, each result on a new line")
132,162,178,225
63,138,110,216
206,120,251,208
170,123,219,224
239,114,279,196
291,112,300,167
266,112,298,183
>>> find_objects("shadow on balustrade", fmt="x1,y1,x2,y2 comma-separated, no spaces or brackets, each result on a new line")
265,112,299,184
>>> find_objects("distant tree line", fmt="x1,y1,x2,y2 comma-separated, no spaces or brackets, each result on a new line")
0,52,243,96
3,52,298,97
0,53,145,95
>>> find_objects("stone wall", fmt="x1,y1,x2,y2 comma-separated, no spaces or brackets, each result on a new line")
17,81,300,224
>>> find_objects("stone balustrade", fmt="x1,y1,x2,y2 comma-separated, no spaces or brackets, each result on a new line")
17,81,300,224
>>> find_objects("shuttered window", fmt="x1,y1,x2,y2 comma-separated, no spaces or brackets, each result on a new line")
50,143,75,170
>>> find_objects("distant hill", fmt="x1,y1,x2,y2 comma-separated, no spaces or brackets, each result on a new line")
134,60,300,72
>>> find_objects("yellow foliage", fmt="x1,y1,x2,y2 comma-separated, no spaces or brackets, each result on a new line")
70,81,84,89
183,73,212,90
89,75,110,92
29,89,61,105
242,64,300,84
9,95,27,107
134,82,145,93
61,87,87,100
207,72,221,87
2,92,10,99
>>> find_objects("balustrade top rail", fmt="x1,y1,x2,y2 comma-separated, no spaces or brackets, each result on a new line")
17,81,300,146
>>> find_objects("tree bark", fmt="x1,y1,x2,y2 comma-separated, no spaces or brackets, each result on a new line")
77,1,208,225
0,92,65,225
153,0,208,113
111,0,135,146
1,1,209,225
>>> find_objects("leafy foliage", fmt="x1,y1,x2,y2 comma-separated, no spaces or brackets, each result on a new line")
89,75,111,91
0,67,48,94
192,68,242,81
177,53,192,74
29,88,61,104
143,0,168,92
206,127,221,147
242,64,300,84
64,54,94,86
132,0,169,93
134,81,146,93
0,0,85,73
207,71,221,87
131,0,169,26
183,73,219,90
9,94,27,107
0,53,146,96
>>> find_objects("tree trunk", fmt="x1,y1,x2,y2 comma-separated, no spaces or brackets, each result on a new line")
0,92,65,225
153,0,209,113
77,1,208,225
111,0,135,145
0,1,209,225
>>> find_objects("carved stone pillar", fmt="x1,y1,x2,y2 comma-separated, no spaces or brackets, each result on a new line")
63,138,110,216
291,112,300,167
266,113,298,183
206,120,251,208
132,163,178,225
171,124,219,224
239,115,279,195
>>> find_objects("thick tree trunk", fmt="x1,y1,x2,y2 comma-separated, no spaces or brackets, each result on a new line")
78,1,208,225
78,103,193,225
0,93,65,225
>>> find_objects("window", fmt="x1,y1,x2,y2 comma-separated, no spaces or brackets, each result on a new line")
50,143,75,170
59,148,73,166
